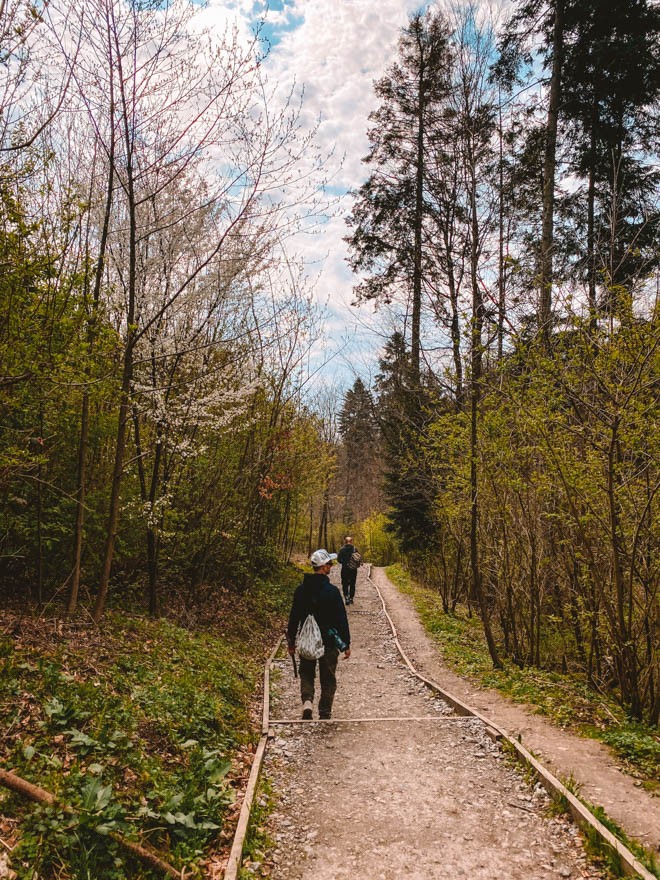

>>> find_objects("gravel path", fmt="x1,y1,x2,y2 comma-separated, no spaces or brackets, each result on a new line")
250,568,605,880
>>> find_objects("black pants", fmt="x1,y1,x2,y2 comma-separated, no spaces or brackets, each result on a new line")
341,566,357,600
299,648,339,718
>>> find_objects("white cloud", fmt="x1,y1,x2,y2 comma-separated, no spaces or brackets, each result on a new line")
256,0,424,383
265,0,420,187
193,0,424,387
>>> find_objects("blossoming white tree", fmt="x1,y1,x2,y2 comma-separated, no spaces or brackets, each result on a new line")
34,0,328,618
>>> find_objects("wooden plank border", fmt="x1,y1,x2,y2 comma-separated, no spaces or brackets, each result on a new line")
268,715,477,725
224,637,283,880
368,571,655,880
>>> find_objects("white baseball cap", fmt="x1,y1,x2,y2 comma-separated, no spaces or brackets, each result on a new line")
310,549,337,567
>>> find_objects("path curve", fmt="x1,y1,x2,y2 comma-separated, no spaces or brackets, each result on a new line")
371,566,659,852
253,567,607,880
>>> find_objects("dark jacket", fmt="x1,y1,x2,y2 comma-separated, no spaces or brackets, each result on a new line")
337,543,356,567
287,572,350,652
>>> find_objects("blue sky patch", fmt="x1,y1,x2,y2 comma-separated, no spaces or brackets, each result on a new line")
250,0,304,50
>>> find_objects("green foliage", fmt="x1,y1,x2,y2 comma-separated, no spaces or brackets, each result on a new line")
596,727,660,783
335,378,384,526
357,512,400,566
374,334,443,558
238,777,276,879
582,804,660,879
414,316,659,722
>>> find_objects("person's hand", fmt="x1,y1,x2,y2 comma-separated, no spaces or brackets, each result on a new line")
343,648,351,659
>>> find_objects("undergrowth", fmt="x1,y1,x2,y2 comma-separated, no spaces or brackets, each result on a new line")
582,804,660,879
0,566,299,879
385,563,659,788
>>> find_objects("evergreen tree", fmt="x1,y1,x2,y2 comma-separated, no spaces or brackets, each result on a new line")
374,333,439,558
559,0,660,316
345,10,453,380
497,0,566,341
497,0,660,326
338,378,381,524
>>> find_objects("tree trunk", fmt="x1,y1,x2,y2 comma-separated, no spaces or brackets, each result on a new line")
497,99,506,360
93,27,138,623
411,56,426,384
451,538,463,612
445,228,464,409
69,133,115,614
36,412,43,607
317,485,330,549
539,0,564,343
607,417,641,719
308,501,313,558
587,106,597,322
468,134,501,669
69,388,89,613
569,559,586,664
93,346,134,622
147,438,164,619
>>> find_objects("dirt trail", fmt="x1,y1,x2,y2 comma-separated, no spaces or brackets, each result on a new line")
371,566,659,852
254,568,606,880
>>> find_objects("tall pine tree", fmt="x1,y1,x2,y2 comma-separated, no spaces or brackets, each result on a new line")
337,378,382,524
345,10,453,381
560,0,660,318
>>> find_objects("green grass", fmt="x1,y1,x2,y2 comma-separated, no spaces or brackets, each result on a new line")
0,566,300,879
385,563,660,788
583,802,660,878
549,771,659,878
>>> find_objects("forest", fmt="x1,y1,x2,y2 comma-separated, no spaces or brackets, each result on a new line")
0,0,657,807
0,0,658,875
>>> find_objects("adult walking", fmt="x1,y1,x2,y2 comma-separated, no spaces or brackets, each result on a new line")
337,535,361,604
287,549,351,720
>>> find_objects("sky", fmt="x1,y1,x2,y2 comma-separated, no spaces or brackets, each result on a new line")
201,0,425,389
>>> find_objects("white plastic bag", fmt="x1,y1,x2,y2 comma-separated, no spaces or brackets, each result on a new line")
296,614,325,660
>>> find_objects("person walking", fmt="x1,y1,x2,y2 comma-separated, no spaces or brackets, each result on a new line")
287,549,351,720
337,535,361,604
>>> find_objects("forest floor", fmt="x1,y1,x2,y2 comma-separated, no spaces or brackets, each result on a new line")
248,566,638,880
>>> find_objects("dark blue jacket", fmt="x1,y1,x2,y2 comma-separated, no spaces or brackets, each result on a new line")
287,573,350,652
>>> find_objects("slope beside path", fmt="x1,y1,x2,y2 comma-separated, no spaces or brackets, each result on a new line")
371,566,659,852
253,568,608,880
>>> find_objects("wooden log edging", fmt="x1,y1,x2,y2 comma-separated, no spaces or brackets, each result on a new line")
0,769,183,878
368,571,654,880
268,715,476,724
223,636,283,880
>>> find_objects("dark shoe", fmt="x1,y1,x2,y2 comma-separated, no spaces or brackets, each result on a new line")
302,701,313,720
319,713,331,720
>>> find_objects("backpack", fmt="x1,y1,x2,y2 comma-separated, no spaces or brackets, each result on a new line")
296,614,325,660
347,551,362,570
